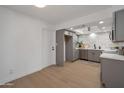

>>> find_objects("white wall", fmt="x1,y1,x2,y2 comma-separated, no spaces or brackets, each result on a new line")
0,7,55,84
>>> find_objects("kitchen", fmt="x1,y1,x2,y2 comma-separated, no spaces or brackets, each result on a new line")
2,2,124,93
56,7,124,87
0,5,124,88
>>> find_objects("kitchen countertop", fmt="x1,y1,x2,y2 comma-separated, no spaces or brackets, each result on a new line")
100,53,124,61
75,48,103,51
76,48,118,53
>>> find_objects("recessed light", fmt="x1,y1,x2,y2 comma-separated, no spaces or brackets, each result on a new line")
70,27,73,30
99,21,104,24
34,5,46,8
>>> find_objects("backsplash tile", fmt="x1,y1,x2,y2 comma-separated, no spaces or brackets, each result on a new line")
78,32,124,49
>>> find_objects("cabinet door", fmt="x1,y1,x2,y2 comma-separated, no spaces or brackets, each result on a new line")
101,58,124,87
79,50,87,60
88,50,102,62
94,50,102,62
73,49,79,60
88,50,95,61
115,10,124,41
56,30,64,66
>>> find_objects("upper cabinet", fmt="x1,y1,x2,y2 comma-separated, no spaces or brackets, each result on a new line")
112,9,124,42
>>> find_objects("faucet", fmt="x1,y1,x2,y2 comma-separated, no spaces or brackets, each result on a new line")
99,46,101,49
94,44,96,49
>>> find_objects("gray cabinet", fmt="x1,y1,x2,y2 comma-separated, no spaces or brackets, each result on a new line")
79,49,88,60
79,49,102,62
73,49,79,60
112,9,124,42
101,58,124,87
88,50,95,61
88,50,102,62
56,30,65,66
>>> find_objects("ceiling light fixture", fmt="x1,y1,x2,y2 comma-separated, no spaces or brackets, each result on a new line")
70,27,73,30
34,5,46,8
99,21,104,24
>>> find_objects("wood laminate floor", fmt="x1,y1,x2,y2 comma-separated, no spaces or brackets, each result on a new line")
0,60,100,88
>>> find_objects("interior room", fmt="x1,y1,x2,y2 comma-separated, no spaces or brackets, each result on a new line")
0,5,124,88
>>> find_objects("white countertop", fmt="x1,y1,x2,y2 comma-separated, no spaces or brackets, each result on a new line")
76,48,118,53
75,48,103,51
100,53,124,61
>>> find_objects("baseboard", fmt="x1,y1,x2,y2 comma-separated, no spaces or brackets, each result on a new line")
0,63,55,85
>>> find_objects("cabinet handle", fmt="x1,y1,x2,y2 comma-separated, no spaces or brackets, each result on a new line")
109,31,112,40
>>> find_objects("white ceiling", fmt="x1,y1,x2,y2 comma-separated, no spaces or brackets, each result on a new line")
70,18,112,34
3,5,112,25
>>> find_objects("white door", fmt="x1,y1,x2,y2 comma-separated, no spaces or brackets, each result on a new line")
48,30,56,65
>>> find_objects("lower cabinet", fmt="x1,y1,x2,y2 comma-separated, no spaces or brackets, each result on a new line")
79,49,88,60
101,58,124,87
79,49,102,62
73,49,79,61
88,50,102,62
